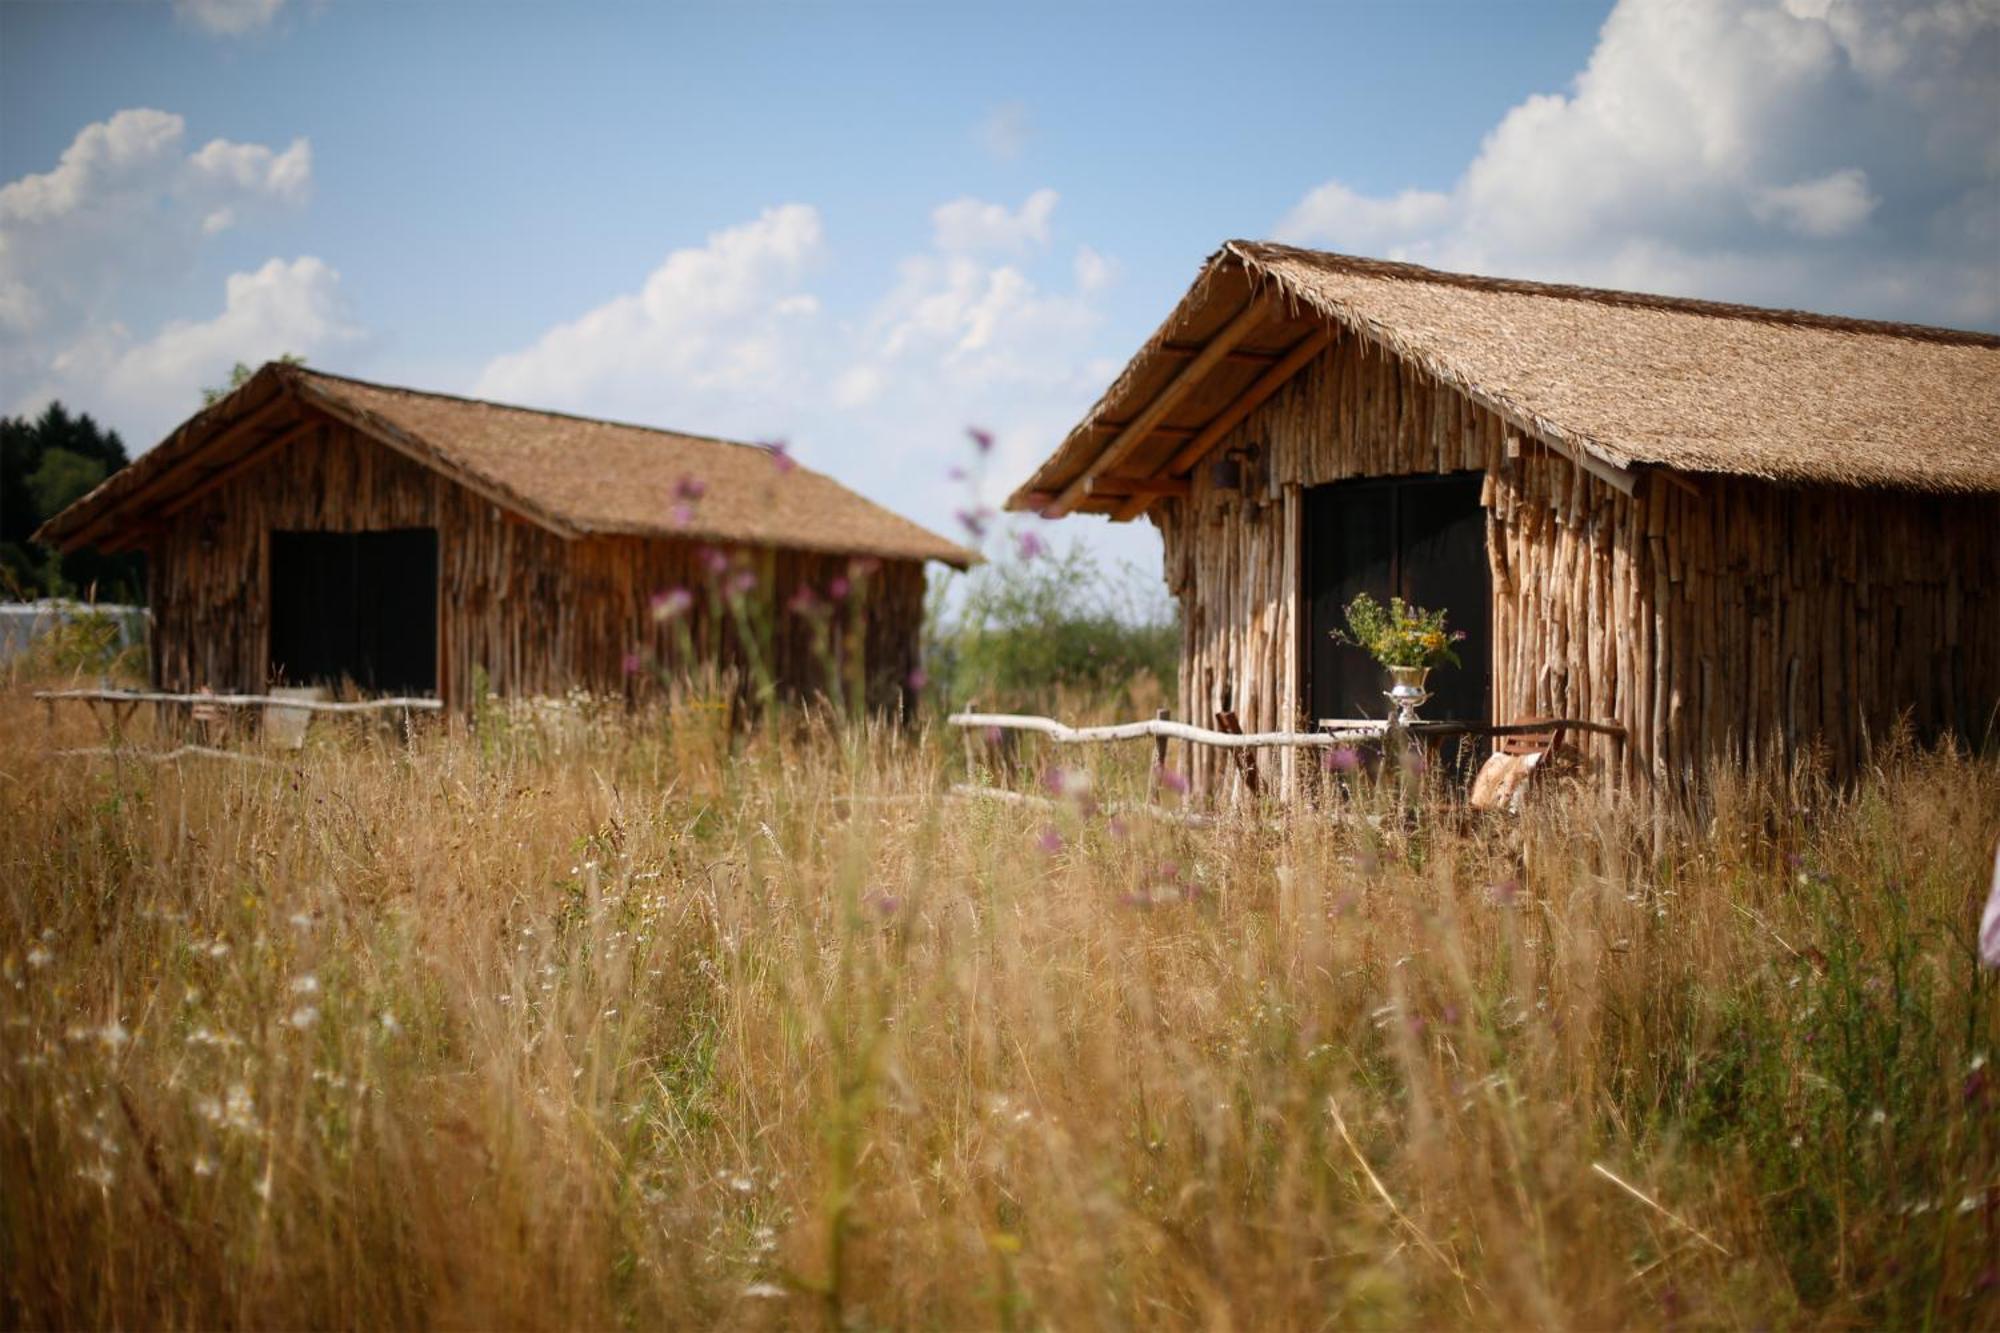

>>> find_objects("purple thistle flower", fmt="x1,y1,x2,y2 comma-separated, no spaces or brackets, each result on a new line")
906,667,928,691
674,474,707,502
947,465,968,482
848,556,880,580
701,547,730,576
727,569,758,598
1322,745,1361,773
1488,879,1521,907
622,650,643,677
766,440,796,474
968,426,995,455
956,507,990,540
1155,765,1189,795
828,576,850,601
786,584,822,616
1036,826,1064,856
650,587,693,621
861,889,902,918
670,502,696,528
1014,530,1047,561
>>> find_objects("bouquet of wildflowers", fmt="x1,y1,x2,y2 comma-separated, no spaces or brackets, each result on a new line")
1333,593,1464,669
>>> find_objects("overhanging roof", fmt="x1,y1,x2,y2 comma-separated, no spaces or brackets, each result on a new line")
1010,242,2000,521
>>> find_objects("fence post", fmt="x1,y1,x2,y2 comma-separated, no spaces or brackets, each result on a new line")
962,698,980,783
1149,708,1169,800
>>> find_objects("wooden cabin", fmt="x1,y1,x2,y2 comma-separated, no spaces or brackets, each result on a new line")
35,362,973,713
1009,244,2000,799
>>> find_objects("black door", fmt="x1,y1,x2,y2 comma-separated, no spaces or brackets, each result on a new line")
269,529,438,694
1304,474,1490,725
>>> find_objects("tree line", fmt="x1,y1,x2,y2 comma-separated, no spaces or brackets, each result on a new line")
1,403,143,603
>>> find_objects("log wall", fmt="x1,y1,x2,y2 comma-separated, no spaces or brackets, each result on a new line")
149,416,926,714
1154,328,2000,800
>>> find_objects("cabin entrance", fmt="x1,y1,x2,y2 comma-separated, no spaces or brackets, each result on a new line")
1303,474,1491,728
268,529,438,694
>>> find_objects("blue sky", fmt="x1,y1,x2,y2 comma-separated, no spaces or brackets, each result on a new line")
4,0,1995,577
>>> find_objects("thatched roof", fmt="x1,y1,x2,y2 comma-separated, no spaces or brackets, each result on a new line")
37,363,976,567
1010,242,2000,517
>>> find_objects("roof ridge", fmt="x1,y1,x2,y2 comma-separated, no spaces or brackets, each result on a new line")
1225,241,2000,349
286,364,801,460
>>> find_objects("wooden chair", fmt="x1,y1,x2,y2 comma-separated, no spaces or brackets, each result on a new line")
1469,719,1569,813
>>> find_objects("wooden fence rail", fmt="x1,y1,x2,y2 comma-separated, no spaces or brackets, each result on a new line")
947,710,1382,750
947,711,1626,750
35,689,442,714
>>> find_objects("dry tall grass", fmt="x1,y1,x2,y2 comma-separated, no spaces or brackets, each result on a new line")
3,687,1996,1329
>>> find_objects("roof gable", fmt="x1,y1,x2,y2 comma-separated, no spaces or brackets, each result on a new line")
36,364,976,568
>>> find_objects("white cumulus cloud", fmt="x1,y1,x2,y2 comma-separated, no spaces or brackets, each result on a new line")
472,190,1132,565
0,108,312,348
931,189,1060,255
1275,0,2000,327
473,204,828,437
1750,168,1879,237
1,107,325,447
20,256,360,448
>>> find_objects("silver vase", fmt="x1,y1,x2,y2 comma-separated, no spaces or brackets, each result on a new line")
1384,665,1432,725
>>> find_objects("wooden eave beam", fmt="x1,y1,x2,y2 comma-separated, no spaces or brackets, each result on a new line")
1158,340,1287,364
291,379,584,539
1043,293,1272,518
1089,421,1196,439
1084,475,1191,499
53,391,298,553
1111,326,1336,523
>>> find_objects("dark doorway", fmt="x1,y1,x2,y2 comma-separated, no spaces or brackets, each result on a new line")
1303,474,1491,725
269,529,438,694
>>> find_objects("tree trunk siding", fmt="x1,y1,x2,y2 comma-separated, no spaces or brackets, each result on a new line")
150,415,925,715
1155,329,2000,802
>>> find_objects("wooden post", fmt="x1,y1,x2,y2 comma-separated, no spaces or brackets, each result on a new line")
1149,707,1169,801
962,698,981,783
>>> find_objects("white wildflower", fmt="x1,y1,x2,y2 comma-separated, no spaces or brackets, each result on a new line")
192,1155,217,1177
742,1282,786,1299
288,1005,320,1030
290,974,319,996
25,946,51,969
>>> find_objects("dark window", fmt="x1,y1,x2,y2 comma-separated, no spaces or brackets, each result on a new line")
269,529,437,694
1303,474,1491,726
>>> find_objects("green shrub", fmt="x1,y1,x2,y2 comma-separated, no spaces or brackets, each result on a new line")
927,538,1177,712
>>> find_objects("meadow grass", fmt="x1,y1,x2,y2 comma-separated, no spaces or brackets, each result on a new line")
2,685,1996,1329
